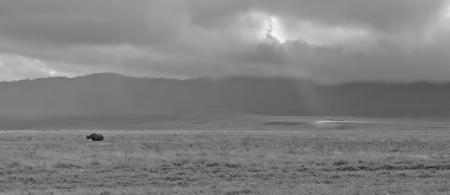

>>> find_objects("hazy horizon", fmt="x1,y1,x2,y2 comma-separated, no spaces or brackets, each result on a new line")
5,72,450,86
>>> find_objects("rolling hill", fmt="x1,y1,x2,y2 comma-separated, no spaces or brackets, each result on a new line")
1,73,450,129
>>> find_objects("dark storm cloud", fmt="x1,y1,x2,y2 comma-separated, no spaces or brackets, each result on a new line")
0,0,196,47
0,0,449,82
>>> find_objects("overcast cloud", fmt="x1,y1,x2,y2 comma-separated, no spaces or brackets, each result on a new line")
0,0,449,83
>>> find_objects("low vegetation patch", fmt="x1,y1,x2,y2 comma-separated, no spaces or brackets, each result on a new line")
0,128,449,194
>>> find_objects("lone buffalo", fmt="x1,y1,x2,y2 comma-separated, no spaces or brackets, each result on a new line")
86,133,104,141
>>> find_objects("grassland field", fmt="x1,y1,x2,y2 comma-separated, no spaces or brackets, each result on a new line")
1,116,450,195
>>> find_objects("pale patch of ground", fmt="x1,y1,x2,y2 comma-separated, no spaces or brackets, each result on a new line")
1,119,450,194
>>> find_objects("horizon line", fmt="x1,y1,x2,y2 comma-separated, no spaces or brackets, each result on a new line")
1,72,450,85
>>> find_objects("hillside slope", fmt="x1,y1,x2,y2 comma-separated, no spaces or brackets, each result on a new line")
1,73,450,129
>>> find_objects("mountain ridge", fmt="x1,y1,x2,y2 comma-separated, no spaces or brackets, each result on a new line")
1,73,450,122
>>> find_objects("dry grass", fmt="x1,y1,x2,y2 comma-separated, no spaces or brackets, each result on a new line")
0,124,450,194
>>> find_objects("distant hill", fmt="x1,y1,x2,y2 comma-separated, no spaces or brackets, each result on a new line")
1,73,450,129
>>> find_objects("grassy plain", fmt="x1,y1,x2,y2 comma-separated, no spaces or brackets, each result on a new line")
1,116,450,194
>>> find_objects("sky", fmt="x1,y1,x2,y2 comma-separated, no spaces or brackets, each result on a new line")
0,0,450,83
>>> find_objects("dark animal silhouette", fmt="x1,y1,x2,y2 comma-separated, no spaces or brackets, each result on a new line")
86,133,104,141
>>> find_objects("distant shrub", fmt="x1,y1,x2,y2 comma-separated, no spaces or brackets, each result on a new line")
100,190,111,195
53,162,82,169
334,160,349,166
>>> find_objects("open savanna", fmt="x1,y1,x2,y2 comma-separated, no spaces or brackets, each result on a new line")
1,117,450,195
